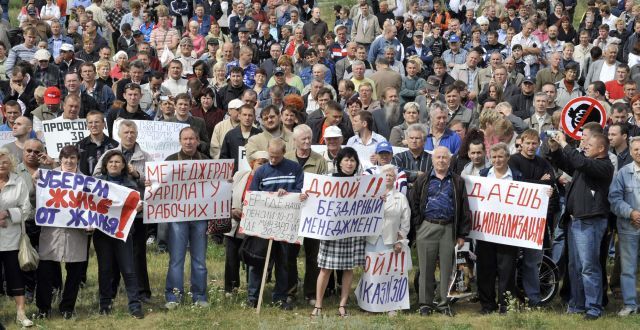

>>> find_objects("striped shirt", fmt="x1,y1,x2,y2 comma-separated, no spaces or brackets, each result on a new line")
6,44,37,76
391,150,432,183
149,27,180,51
250,158,304,193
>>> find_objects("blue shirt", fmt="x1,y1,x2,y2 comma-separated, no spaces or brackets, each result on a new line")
250,158,304,193
226,61,258,88
423,170,454,221
424,128,461,155
0,124,37,138
368,37,403,64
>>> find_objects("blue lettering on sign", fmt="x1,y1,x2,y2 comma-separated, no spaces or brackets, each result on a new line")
358,276,408,304
37,170,110,198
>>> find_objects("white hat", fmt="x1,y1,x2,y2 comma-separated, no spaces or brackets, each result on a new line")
228,99,245,110
60,43,74,52
34,49,51,61
324,126,343,138
250,150,269,161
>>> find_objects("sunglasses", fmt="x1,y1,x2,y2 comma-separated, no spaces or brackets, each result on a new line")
25,149,41,155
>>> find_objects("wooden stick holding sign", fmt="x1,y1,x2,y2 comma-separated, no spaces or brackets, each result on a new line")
256,239,272,314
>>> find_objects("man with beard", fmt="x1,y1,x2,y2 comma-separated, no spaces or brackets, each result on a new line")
369,87,400,140
425,102,461,154
369,57,401,101
245,105,296,160
541,25,565,67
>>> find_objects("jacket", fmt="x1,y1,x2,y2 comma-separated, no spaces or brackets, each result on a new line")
583,59,621,90
35,64,63,87
366,189,410,245
548,144,614,220
77,134,120,176
228,169,251,238
351,14,381,44
93,142,154,192
409,171,471,240
220,125,262,172
609,162,640,234
106,105,152,137
555,79,584,107
285,150,328,175
217,83,248,111
165,116,211,156
310,116,354,144
389,122,408,147
245,126,296,161
0,173,30,251
400,76,427,104
508,92,535,120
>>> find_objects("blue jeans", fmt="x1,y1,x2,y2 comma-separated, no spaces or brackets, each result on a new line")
521,247,543,305
567,217,607,316
618,219,640,309
165,220,208,303
247,241,289,303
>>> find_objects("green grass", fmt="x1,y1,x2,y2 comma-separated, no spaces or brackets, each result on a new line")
2,242,640,329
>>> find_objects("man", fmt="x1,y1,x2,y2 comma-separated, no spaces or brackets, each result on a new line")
350,2,380,48
587,81,612,115
511,20,542,77
495,102,527,135
165,93,210,156
163,127,211,310
229,2,250,42
338,79,356,108
1,101,28,133
331,25,350,62
505,56,525,87
450,50,480,100
34,49,62,88
210,99,244,159
535,52,564,92
106,82,151,136
284,9,304,33
609,136,640,317
245,105,296,161
335,42,357,82
369,56,401,101
218,67,248,111
77,110,119,176
161,60,188,96
541,25,565,66
368,25,402,65
319,125,343,173
444,85,472,128
405,31,432,66
259,43,282,79
347,110,387,153
474,52,502,95
48,20,73,60
622,81,638,103
431,58,455,94
303,80,328,115
263,67,299,102
605,65,630,102
609,123,632,168
219,104,261,172
3,116,32,162
425,102,461,154
509,75,536,120
508,129,557,308
4,65,38,117
584,44,620,90
555,63,584,107
5,27,37,75
199,38,219,67
547,130,614,320
392,124,431,184
80,62,115,113
114,60,146,101
139,72,170,118
350,61,377,100
299,50,330,86
310,100,354,144
283,124,327,304
441,34,467,70
478,65,519,104
302,7,328,41
370,87,401,139
524,93,554,134
409,146,469,315
247,138,303,310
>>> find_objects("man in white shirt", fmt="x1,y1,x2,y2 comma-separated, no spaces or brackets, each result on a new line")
347,110,387,165
511,20,542,76
161,59,188,95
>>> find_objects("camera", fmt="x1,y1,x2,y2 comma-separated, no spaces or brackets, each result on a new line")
545,130,559,138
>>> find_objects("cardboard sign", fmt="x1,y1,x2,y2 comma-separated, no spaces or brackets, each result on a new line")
143,160,234,223
560,96,607,140
35,169,140,241
238,191,302,244
298,173,386,240
113,119,188,161
465,175,550,249
42,119,90,158
355,246,412,312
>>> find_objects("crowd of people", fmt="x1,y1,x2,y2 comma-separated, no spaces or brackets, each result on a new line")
1,0,640,326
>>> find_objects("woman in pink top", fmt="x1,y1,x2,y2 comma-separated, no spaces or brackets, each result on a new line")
184,20,206,57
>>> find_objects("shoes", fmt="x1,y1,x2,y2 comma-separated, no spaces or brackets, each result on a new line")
480,307,496,315
246,300,258,308
337,305,348,317
420,305,435,316
194,301,210,308
140,296,152,304
388,310,398,317
99,306,112,315
618,306,638,317
146,236,156,246
584,314,600,321
61,311,74,320
164,302,179,310
131,309,145,319
280,301,294,311
16,312,33,327
310,306,322,318
35,310,51,319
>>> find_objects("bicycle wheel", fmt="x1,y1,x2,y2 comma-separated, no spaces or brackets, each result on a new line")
538,255,559,304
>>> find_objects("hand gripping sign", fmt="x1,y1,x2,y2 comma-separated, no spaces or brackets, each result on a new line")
560,96,607,140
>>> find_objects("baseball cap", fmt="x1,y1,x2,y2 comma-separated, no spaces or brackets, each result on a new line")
60,43,74,52
207,38,219,46
414,31,423,38
324,126,342,138
34,49,51,61
44,86,61,105
132,30,143,37
375,141,393,154
449,34,460,43
228,99,245,110
523,75,535,84
238,26,249,33
274,67,285,75
426,75,440,91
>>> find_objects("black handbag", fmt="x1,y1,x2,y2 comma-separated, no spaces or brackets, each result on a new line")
207,218,232,235
239,236,270,267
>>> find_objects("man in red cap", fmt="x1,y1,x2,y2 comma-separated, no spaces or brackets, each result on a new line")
30,86,62,138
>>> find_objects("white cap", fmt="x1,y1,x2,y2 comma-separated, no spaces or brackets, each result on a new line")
60,43,74,52
34,49,51,61
324,126,343,138
250,150,269,161
228,99,245,110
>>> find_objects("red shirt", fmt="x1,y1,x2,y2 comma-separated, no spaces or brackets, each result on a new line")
605,80,625,101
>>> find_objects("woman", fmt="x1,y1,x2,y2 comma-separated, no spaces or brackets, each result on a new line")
346,98,363,127
305,147,365,317
281,105,298,133
225,151,269,296
40,0,61,25
449,128,484,175
610,18,630,42
464,26,482,51
547,2,564,27
389,102,420,147
191,87,224,140
282,94,306,127
209,61,228,92
253,68,268,99
93,150,144,318
36,145,89,320
184,20,206,57
150,8,180,53
0,150,33,327
630,94,640,127
487,82,504,102
96,60,113,87
364,165,410,313
110,51,128,81
497,17,510,44
267,55,303,93
191,60,210,86
556,16,576,44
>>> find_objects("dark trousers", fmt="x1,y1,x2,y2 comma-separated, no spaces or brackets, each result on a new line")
132,218,151,298
302,238,320,299
21,220,40,293
224,236,243,293
476,240,518,310
0,250,25,296
93,230,142,312
36,260,84,313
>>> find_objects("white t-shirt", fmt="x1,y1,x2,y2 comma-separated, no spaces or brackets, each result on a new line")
599,62,617,83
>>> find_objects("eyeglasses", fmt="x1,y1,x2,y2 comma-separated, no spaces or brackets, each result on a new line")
515,144,521,148
25,149,41,155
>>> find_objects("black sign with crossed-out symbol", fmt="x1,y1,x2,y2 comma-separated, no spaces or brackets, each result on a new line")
560,97,607,140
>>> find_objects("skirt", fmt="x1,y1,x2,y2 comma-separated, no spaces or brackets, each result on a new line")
317,236,365,270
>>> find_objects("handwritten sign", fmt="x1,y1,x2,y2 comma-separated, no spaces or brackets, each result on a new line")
238,191,302,244
35,169,140,241
114,119,188,161
355,246,412,312
42,119,90,158
465,176,550,249
143,159,234,223
0,131,15,147
298,173,385,240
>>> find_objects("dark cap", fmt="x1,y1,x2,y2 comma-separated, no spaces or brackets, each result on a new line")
523,75,535,84
274,66,285,75
238,26,249,33
426,75,441,91
207,38,219,46
132,30,143,37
